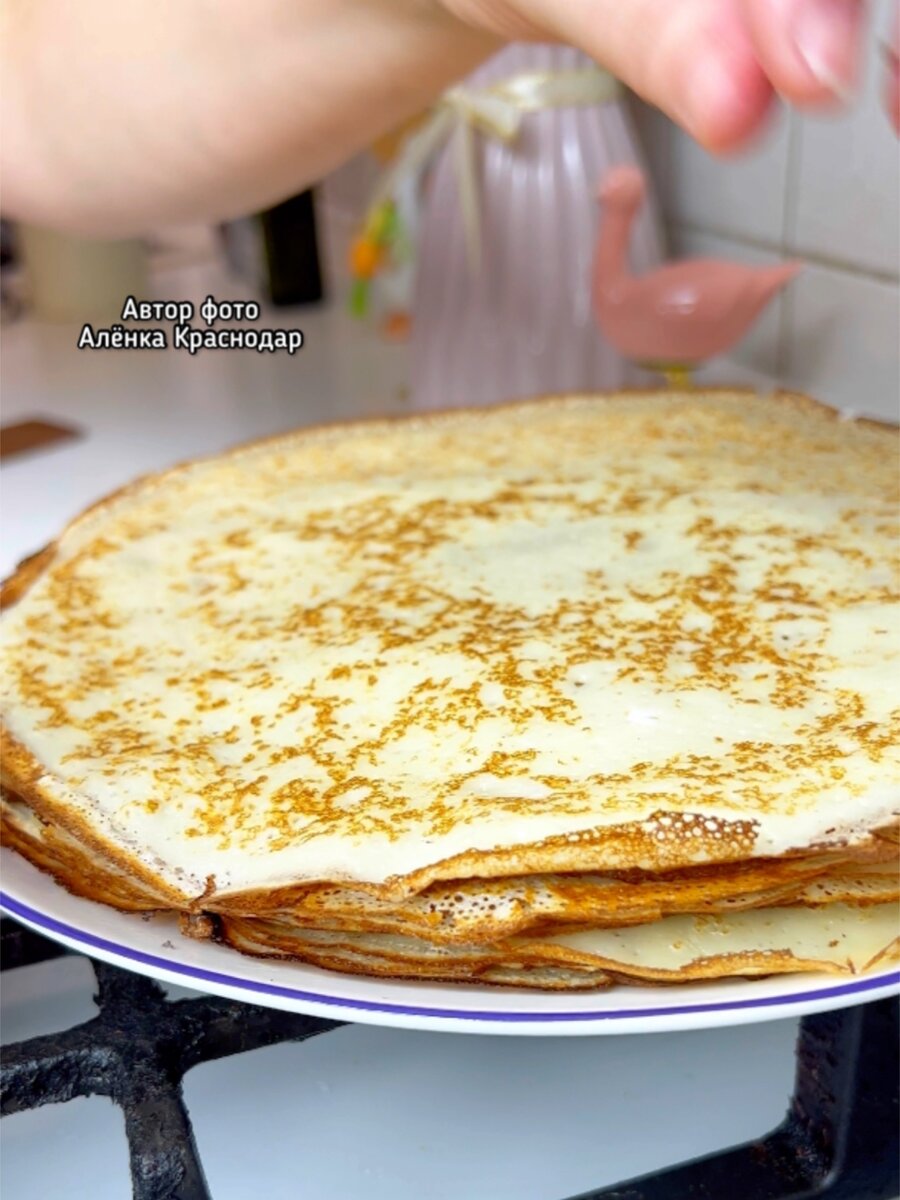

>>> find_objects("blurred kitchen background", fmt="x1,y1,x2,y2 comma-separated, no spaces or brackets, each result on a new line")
631,41,899,418
316,13,899,420
2,13,897,434
2,11,898,666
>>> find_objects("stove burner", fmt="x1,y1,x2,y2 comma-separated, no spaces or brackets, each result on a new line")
1,918,897,1200
1,919,343,1199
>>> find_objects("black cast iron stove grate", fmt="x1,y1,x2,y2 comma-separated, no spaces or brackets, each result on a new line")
1,917,897,1200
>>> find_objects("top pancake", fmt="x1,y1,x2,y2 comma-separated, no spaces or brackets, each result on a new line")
1,391,897,904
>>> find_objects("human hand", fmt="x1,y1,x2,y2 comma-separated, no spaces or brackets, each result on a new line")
440,0,875,150
4,0,891,236
885,4,900,131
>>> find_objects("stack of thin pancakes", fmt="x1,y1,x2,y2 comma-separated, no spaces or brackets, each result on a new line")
1,391,898,990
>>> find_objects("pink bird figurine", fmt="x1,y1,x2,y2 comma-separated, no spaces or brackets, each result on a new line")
593,165,801,386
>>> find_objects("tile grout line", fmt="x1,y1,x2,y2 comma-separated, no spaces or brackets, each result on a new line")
671,219,900,286
776,112,804,379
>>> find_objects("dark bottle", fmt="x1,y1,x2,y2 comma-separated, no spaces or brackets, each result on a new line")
259,190,324,307
221,189,325,308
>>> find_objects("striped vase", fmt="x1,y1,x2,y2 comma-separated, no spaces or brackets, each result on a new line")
411,43,663,410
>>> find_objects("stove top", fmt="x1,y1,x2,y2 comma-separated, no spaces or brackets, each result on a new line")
2,917,897,1200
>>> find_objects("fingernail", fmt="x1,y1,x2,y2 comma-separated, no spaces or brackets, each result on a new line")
792,0,861,100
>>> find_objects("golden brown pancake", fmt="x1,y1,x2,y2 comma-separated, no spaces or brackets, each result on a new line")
2,390,898,988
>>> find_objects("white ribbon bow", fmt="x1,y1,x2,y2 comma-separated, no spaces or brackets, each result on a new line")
367,69,621,272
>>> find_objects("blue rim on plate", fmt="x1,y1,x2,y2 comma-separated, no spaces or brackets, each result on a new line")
3,889,898,1027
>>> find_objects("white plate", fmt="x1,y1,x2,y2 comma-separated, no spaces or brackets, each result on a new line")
2,850,897,1036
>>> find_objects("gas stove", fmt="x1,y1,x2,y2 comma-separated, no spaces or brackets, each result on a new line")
2,916,897,1200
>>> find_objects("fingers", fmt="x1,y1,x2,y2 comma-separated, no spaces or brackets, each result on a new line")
738,0,866,101
445,0,871,152
488,0,777,151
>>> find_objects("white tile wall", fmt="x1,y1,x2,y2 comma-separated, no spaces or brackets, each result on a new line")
788,9,900,278
637,14,899,418
661,107,793,244
782,264,900,421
